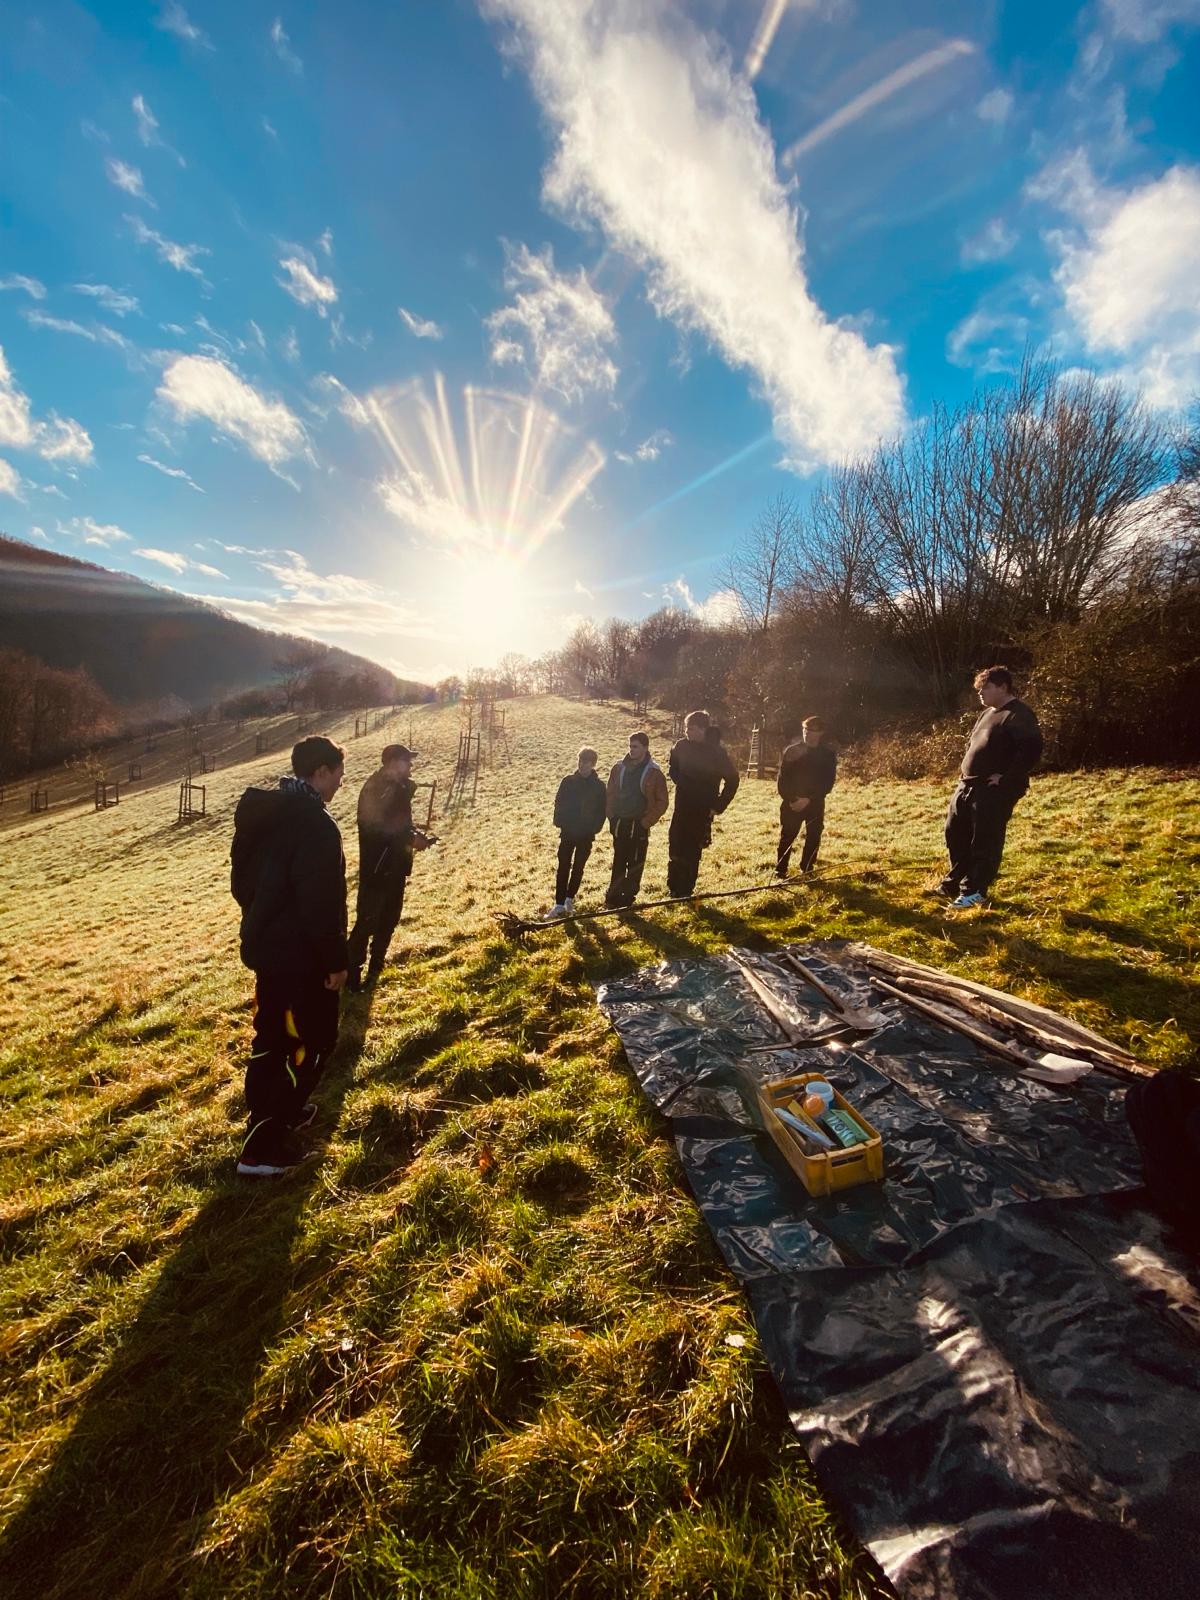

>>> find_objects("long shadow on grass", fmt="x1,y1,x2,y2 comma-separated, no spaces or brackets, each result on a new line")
0,986,377,1600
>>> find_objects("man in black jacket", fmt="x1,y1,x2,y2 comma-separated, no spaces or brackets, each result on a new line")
546,746,607,918
230,736,348,1176
347,744,431,987
776,716,837,876
942,666,1043,908
667,710,739,897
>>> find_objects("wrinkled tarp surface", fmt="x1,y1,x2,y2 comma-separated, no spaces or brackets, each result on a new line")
597,943,1200,1600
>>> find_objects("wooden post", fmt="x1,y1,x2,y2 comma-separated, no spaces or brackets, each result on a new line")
128,759,142,782
30,786,49,814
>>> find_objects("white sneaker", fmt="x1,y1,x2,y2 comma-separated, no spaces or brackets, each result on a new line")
563,897,576,914
545,903,567,920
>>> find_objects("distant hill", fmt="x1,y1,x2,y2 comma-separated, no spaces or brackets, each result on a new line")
0,535,429,708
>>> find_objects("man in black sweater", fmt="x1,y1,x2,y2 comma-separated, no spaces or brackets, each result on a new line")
230,736,348,1176
667,709,739,897
347,744,432,987
776,715,837,876
547,746,607,918
942,666,1043,908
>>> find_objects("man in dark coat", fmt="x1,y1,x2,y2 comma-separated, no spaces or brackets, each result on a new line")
942,665,1043,908
230,735,348,1176
546,746,607,918
776,715,837,875
347,744,431,986
666,709,739,897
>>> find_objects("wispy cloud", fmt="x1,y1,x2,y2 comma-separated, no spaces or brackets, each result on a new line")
72,282,140,317
138,453,205,492
0,457,25,499
154,2,213,51
277,251,337,314
976,86,1014,124
486,241,618,403
0,273,46,300
127,215,210,284
205,550,439,641
157,354,307,473
132,94,186,166
61,515,130,546
270,16,303,73
783,39,976,163
134,545,223,576
318,227,334,257
960,216,1017,265
483,0,904,466
399,306,445,339
105,156,155,206
745,0,790,80
261,115,280,142
0,345,95,465
616,428,673,464
22,309,135,359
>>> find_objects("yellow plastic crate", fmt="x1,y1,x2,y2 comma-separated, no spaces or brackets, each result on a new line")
756,1071,885,1197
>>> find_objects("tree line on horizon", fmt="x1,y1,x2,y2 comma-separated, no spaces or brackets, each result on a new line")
460,358,1200,774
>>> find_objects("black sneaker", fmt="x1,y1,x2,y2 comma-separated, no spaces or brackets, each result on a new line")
236,1125,310,1178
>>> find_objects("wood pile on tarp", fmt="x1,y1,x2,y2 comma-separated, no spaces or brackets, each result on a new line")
597,941,1200,1600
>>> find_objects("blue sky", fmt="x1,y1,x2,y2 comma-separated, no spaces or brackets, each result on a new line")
2,0,1198,679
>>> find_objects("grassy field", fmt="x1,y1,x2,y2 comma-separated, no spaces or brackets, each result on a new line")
1,694,1197,1599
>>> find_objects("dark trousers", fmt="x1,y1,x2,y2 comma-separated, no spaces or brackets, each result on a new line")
245,970,339,1135
944,779,1022,895
777,798,825,874
555,834,593,903
667,803,711,897
1125,1072,1200,1226
347,869,408,973
606,818,649,907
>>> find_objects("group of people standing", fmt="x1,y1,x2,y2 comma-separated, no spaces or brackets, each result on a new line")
229,665,1041,1176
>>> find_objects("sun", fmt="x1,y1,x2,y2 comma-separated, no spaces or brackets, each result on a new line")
445,549,535,663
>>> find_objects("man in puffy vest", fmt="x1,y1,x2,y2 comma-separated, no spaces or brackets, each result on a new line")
230,736,348,1177
776,715,837,876
666,709,739,897
546,746,608,918
347,743,432,987
604,731,669,908
942,665,1043,908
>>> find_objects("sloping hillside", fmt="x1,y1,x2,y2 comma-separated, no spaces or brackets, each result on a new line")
0,535,423,708
0,697,1195,1597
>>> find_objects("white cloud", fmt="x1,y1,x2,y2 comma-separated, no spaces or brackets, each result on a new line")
29,525,48,540
946,306,1031,372
1040,158,1200,406
1098,0,1200,43
318,227,334,257
105,157,155,206
61,516,131,547
783,39,976,162
158,354,307,470
204,550,440,641
961,216,1017,265
0,273,46,300
132,94,186,166
664,575,740,625
616,427,673,464
261,115,280,142
73,282,140,317
154,2,213,50
976,87,1014,124
0,346,94,465
127,215,210,284
281,327,301,364
134,546,189,573
277,252,337,315
399,306,445,340
137,453,205,492
483,0,904,466
270,17,303,73
486,241,618,403
573,577,594,599
23,309,134,358
0,457,24,499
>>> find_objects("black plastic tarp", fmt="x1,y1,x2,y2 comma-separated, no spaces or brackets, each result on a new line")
597,944,1200,1599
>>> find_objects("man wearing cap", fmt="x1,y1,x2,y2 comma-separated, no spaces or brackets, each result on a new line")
347,743,432,987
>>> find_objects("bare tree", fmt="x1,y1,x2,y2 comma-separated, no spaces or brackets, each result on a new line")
274,639,330,712
722,493,800,633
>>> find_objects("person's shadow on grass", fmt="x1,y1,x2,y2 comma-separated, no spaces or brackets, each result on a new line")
0,985,377,1600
